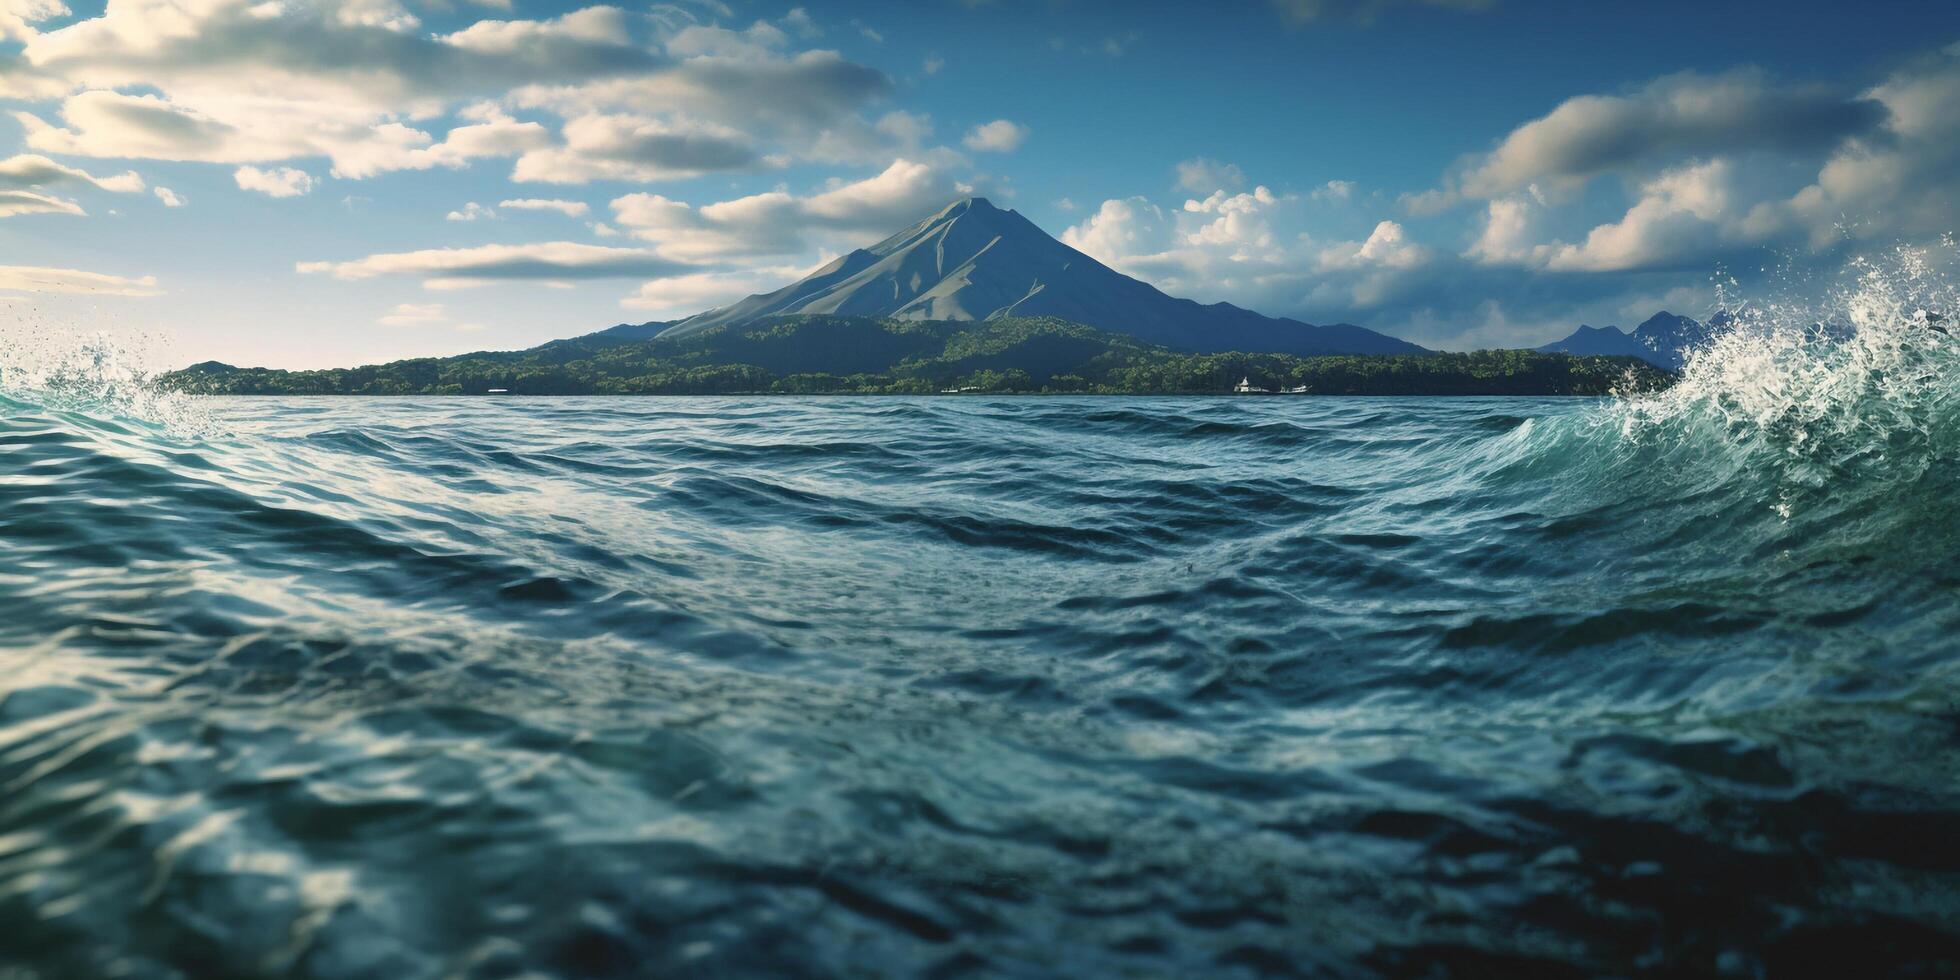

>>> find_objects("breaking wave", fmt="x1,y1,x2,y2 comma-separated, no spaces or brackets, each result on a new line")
1624,242,1959,480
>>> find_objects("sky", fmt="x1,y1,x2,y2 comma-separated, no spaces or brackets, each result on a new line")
2,0,1958,368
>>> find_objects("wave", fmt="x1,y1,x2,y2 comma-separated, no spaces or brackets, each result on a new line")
1446,242,1960,587
1616,242,1959,489
5,247,1960,975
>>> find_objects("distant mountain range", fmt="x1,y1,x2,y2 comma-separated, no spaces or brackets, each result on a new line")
170,197,1708,396
648,197,1425,357
1536,311,1729,369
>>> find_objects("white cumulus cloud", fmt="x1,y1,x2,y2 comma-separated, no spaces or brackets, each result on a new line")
961,119,1026,153
446,201,495,221
610,157,973,262
234,165,317,197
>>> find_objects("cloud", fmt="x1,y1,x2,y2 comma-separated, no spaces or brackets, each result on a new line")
377,301,484,330
1175,158,1245,193
1060,197,1173,265
378,302,448,325
1449,69,1886,202
297,240,698,289
782,8,820,39
153,186,184,207
1744,48,1960,247
1175,186,1295,256
0,189,85,217
1052,72,1920,350
1463,162,1739,273
1,0,66,42
0,155,147,219
499,197,590,216
0,265,159,295
1540,160,1733,272
663,20,792,61
510,113,758,183
873,110,931,149
446,201,495,221
610,156,970,262
799,156,971,224
922,54,943,75
1462,196,1537,266
1311,179,1355,202
16,92,246,161
1318,219,1427,270
9,1,628,176
11,0,895,187
1061,182,1501,337
510,49,893,156
234,165,317,197
620,263,813,316
27,1,659,109
961,119,1026,153
0,50,67,99
0,154,144,193
14,90,549,178
1452,49,1960,270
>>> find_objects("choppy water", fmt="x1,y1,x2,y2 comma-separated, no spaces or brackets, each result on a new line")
5,265,1960,976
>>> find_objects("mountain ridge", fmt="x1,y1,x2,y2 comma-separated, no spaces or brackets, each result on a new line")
1536,311,1728,369
655,197,1426,357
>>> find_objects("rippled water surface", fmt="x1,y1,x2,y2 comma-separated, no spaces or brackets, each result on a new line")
4,378,1960,974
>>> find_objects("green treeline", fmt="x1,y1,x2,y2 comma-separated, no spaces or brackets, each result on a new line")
163,315,1672,396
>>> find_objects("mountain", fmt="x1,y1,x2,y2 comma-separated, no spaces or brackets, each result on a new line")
1632,311,1726,369
650,197,1424,356
1535,325,1650,360
1537,311,1730,369
579,320,676,345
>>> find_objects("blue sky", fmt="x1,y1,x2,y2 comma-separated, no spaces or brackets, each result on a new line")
4,0,1958,367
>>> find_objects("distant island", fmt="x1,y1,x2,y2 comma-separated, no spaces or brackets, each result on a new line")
165,314,1670,396
163,197,1691,397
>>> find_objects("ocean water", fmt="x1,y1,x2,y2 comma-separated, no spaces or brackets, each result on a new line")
5,273,1960,976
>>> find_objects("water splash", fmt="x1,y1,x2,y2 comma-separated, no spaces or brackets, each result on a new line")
0,325,215,437
1612,240,1960,507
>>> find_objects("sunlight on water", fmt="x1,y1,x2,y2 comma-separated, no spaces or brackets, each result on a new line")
1,250,1958,976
